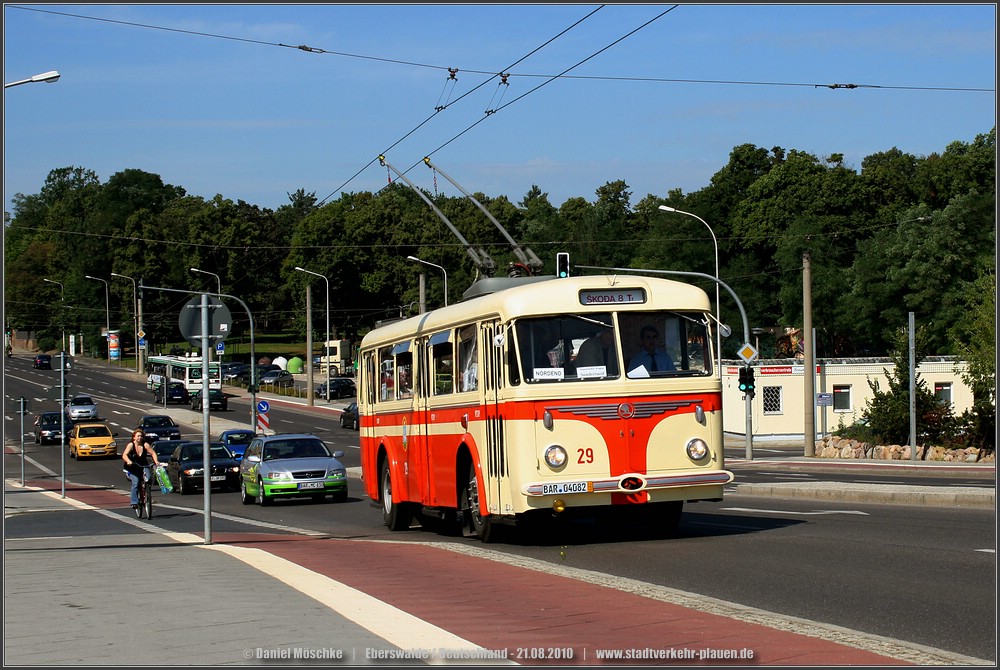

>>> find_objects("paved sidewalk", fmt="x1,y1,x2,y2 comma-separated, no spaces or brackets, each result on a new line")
5,479,992,667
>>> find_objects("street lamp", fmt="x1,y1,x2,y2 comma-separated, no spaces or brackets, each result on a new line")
189,267,221,294
407,256,448,307
659,205,721,373
111,272,139,373
4,70,60,88
294,266,330,402
85,276,111,366
43,278,66,353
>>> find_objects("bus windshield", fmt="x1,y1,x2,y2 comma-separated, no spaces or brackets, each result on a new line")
513,310,712,384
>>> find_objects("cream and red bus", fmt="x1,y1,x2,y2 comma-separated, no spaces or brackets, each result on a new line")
358,274,732,542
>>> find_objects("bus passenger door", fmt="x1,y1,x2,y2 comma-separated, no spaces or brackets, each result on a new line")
406,341,430,506
481,320,509,515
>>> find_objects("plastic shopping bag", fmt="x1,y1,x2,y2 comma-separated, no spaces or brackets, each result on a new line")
154,464,173,494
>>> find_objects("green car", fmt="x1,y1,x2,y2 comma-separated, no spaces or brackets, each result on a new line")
239,434,347,505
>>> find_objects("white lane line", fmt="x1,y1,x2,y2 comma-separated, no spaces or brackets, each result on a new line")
722,507,870,516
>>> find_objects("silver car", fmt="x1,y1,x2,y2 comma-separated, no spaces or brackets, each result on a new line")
239,434,347,505
64,395,98,422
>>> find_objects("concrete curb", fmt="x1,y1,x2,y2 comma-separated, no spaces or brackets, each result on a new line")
731,481,995,508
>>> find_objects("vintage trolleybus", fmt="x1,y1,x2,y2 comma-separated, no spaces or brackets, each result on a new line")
358,274,733,542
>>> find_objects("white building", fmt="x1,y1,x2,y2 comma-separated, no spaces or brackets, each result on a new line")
722,356,974,440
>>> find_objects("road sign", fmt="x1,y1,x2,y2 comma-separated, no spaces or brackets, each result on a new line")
257,400,270,433
138,338,147,348
737,343,759,363
136,330,145,340
178,295,232,348
216,341,225,354
257,400,269,414
817,392,834,407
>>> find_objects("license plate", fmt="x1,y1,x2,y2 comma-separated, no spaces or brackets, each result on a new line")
210,475,225,482
542,481,592,495
298,482,324,490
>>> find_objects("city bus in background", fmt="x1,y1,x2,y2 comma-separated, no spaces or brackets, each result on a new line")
357,274,731,542
146,354,222,395
319,339,353,376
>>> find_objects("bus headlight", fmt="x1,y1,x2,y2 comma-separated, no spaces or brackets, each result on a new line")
544,445,567,469
686,438,710,461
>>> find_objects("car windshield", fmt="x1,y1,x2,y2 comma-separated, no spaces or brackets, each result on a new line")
79,426,111,438
182,445,232,461
262,439,330,461
145,417,174,427
71,397,94,406
40,414,61,425
225,433,254,444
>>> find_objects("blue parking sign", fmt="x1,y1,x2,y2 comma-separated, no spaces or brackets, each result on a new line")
216,341,224,353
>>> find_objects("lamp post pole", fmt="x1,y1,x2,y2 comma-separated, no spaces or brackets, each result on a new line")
43,278,66,353
658,206,721,373
407,256,448,307
294,267,330,402
4,70,60,88
85,276,111,366
190,268,222,361
111,273,139,373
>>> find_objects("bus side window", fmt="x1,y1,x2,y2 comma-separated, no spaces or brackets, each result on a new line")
433,342,454,396
458,327,477,392
378,347,393,401
396,352,413,399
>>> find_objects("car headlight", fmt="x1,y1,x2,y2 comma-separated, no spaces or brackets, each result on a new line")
327,468,346,478
544,445,568,469
270,471,292,481
183,468,204,476
686,438,710,461
229,466,239,473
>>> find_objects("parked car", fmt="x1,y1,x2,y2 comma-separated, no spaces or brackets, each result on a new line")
238,434,347,505
218,428,256,460
33,354,52,369
259,369,295,388
316,377,356,399
222,362,249,382
68,422,118,459
64,395,99,422
191,388,228,411
153,381,190,405
238,363,279,384
135,415,182,442
165,441,240,495
33,411,64,444
340,402,360,431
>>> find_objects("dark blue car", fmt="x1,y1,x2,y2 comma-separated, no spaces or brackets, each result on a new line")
218,428,256,460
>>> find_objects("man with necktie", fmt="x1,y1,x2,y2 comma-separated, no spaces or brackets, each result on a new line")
627,325,675,376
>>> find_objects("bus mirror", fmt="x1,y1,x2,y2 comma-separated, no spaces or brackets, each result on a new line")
493,334,505,347
719,324,732,338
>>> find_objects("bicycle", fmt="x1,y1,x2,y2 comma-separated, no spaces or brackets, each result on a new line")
125,466,154,519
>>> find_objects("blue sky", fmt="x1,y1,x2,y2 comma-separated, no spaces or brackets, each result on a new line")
3,4,995,213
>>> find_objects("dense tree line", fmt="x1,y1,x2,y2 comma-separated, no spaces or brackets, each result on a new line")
4,130,995,397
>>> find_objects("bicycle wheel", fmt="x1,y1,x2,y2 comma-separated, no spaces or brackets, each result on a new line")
144,481,153,519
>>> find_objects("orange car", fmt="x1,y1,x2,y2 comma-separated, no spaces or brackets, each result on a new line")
68,422,118,459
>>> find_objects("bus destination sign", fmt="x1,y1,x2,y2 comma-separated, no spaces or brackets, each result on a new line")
578,288,646,306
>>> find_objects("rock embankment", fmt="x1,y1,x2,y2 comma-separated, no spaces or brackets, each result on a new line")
815,436,995,463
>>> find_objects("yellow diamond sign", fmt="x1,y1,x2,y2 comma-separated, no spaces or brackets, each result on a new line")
737,343,758,363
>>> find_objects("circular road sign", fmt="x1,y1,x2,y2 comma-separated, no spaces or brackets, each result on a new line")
178,295,232,348
257,400,270,414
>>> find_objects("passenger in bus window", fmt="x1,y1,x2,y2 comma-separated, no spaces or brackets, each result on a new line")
575,328,618,375
627,325,675,376
397,365,413,398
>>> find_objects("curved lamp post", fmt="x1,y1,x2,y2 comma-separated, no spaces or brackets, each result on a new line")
407,256,448,307
85,275,111,366
189,267,221,294
43,278,66,353
294,266,331,403
4,70,60,88
658,205,721,373
111,272,139,373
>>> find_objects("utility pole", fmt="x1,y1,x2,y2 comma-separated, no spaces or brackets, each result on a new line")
803,252,815,457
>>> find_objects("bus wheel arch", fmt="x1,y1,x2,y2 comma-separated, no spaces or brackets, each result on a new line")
457,447,495,543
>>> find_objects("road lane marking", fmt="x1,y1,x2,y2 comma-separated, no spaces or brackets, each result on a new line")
722,507,870,516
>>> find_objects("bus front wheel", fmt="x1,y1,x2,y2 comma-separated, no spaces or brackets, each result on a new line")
463,463,495,543
380,460,410,531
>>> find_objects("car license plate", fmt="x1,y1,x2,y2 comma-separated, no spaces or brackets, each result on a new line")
541,481,592,495
298,482,324,490
210,475,225,482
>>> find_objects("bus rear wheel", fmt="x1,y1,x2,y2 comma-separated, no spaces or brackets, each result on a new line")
463,463,495,543
380,460,410,531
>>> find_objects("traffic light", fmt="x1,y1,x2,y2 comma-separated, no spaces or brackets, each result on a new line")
738,366,756,398
556,252,570,278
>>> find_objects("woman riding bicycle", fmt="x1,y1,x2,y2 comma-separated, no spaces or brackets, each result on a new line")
122,429,161,511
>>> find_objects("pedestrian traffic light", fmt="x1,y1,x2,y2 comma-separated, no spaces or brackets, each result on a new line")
556,252,570,278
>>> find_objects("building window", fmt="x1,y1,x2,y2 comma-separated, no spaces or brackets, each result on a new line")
833,384,852,411
934,382,953,406
762,385,782,415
